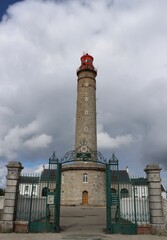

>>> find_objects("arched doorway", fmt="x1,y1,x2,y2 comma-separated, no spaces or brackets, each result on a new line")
82,191,88,205
120,188,129,198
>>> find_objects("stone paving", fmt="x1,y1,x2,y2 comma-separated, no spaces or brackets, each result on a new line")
0,233,167,240
0,206,167,240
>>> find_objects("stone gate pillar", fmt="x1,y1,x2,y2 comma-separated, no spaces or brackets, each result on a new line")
0,161,23,232
144,164,166,234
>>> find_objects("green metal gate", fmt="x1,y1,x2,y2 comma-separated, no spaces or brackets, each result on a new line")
106,154,150,234
106,154,137,234
16,153,61,232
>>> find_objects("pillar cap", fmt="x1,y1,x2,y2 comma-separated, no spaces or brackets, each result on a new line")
144,164,161,172
6,161,24,169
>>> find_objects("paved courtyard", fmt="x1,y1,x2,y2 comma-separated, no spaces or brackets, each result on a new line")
0,206,167,240
60,206,106,233
0,232,167,240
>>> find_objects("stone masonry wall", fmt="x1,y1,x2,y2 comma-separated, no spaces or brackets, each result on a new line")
61,164,106,206
162,198,167,224
75,70,97,152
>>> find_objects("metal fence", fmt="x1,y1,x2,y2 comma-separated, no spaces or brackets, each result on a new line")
120,195,150,224
106,156,150,234
16,154,61,233
16,174,47,222
116,177,150,225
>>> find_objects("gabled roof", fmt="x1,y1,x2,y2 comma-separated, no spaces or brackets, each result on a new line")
20,175,39,184
111,170,130,182
131,177,147,186
40,169,56,181
161,184,166,192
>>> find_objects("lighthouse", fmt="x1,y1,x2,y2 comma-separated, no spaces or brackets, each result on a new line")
75,53,97,152
61,54,106,206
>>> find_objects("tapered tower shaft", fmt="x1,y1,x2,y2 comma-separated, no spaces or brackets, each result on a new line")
75,53,97,152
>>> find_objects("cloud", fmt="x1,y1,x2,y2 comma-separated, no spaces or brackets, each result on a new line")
97,124,134,149
24,134,52,150
0,121,52,160
0,0,167,187
0,164,6,187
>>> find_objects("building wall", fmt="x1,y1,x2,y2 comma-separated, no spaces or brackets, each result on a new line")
162,198,167,224
19,183,38,197
61,164,106,206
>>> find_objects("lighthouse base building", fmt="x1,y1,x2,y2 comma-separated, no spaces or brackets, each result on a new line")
61,163,106,206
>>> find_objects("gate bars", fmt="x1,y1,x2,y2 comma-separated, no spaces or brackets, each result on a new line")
16,152,149,234
16,153,61,232
106,154,150,234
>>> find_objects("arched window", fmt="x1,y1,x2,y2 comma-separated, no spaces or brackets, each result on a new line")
111,188,116,194
42,187,48,197
83,173,88,183
121,188,129,198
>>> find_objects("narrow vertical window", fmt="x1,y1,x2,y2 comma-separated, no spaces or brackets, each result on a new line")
24,185,29,196
62,174,64,184
32,185,36,193
83,173,88,183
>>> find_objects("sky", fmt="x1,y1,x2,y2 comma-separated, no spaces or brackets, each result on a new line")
0,0,167,188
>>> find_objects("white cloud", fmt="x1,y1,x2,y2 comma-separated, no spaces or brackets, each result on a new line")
24,134,52,150
0,121,52,160
0,164,7,188
97,124,134,149
22,163,47,174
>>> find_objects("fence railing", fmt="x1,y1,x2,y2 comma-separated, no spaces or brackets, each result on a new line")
16,174,48,221
120,197,150,224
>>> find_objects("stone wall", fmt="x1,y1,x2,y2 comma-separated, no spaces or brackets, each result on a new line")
75,69,97,152
162,198,167,224
0,161,23,232
145,164,167,235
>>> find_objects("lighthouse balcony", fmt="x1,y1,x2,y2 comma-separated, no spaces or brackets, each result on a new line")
77,64,97,74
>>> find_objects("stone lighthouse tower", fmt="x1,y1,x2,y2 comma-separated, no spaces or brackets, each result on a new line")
61,54,106,206
75,53,97,152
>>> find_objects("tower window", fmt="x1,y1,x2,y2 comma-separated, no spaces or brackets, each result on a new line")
83,173,88,183
84,127,88,132
62,174,64,184
85,110,88,115
85,97,88,102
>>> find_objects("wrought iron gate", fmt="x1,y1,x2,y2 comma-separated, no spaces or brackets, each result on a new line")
106,154,150,234
16,153,61,232
15,148,149,234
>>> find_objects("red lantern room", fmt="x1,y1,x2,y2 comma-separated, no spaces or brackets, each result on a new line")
78,53,96,71
81,53,93,66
